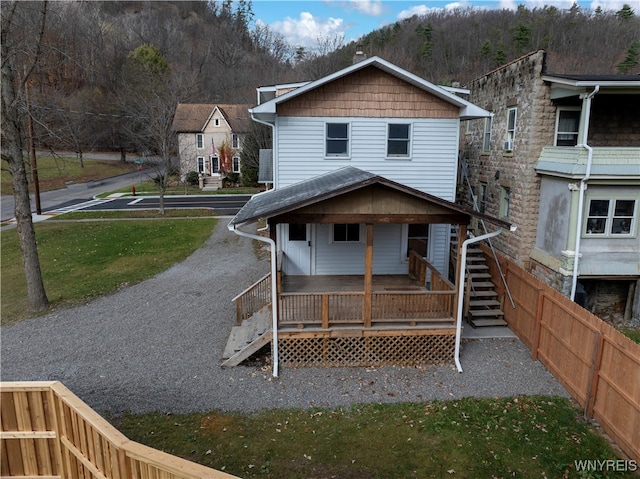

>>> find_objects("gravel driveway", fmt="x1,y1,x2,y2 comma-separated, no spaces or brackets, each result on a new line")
1,220,568,416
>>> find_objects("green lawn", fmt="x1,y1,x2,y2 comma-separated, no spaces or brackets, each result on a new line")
622,329,640,344
1,217,216,325
112,396,634,479
1,155,136,193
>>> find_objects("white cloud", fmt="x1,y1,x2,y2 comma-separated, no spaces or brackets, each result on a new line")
397,1,472,20
268,12,347,48
349,0,384,16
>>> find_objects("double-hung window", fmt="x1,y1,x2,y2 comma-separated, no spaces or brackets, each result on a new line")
585,198,636,236
196,134,204,149
197,156,205,174
326,123,349,157
232,156,240,173
555,108,581,146
505,107,517,151
483,116,492,152
387,124,411,157
232,133,239,149
332,224,360,243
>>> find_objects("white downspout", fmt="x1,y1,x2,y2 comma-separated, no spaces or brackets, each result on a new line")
228,221,280,378
570,85,599,301
454,227,513,373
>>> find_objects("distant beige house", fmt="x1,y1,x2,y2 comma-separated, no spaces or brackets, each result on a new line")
172,103,251,189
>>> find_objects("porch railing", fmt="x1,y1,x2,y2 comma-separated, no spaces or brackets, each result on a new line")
408,250,454,291
232,273,271,324
278,290,455,329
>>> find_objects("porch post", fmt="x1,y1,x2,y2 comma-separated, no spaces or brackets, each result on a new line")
363,223,374,328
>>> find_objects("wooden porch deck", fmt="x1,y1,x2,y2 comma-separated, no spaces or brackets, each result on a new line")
231,256,458,367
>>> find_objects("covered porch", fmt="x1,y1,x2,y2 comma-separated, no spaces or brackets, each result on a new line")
227,167,509,370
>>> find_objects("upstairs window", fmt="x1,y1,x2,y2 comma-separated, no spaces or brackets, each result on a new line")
214,118,220,127
326,123,349,157
232,133,239,149
585,198,636,236
196,134,204,149
555,108,581,146
505,107,517,151
483,116,492,152
387,124,411,157
500,187,511,219
332,224,360,243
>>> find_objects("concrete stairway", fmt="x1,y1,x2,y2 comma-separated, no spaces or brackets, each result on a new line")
221,305,272,367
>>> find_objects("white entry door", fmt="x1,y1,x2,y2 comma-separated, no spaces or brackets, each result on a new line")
284,223,312,275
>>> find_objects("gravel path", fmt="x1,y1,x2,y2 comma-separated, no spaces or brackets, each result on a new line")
1,220,568,416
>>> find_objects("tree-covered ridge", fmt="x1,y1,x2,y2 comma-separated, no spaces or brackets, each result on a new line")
327,4,640,84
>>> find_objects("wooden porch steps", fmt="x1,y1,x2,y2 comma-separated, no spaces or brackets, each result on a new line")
451,228,507,328
221,305,272,367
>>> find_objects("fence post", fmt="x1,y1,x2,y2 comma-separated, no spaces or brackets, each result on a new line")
585,329,605,418
531,288,544,360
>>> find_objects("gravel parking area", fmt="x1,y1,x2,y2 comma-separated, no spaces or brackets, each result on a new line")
1,220,569,416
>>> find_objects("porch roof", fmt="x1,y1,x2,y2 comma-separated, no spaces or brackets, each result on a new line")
229,166,511,229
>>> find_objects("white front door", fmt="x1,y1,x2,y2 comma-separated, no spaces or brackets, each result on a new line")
284,223,312,275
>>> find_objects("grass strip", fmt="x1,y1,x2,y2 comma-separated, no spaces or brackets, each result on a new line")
1,218,216,325
111,396,633,479
1,156,136,193
54,209,216,220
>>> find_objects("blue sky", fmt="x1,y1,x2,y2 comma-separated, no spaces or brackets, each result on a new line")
249,0,640,48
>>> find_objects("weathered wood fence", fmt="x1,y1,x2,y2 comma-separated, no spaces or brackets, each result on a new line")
0,381,239,479
480,244,640,463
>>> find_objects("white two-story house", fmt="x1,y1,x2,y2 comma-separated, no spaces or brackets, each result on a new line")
226,56,509,373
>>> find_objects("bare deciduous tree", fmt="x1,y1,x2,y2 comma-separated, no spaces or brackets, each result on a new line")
1,0,49,312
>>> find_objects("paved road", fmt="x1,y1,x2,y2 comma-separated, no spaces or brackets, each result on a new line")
1,170,142,222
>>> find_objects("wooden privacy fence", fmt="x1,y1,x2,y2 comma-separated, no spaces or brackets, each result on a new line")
0,381,240,479
480,245,640,463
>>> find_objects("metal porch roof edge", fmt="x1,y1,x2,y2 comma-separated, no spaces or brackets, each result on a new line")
229,166,511,230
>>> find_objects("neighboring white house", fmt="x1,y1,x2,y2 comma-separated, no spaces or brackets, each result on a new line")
225,56,508,372
247,56,492,278
172,103,251,189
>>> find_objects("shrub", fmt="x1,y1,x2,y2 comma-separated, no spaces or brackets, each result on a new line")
185,171,199,186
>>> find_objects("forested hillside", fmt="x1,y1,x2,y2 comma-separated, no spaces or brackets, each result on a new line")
3,1,639,156
325,4,640,85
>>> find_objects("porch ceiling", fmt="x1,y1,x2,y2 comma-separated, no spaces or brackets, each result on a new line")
229,166,510,229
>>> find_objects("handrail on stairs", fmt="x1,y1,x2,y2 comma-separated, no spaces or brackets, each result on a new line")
461,159,515,309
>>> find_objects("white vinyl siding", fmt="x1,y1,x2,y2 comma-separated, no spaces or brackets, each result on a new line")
314,224,408,275
281,223,449,277
275,117,459,200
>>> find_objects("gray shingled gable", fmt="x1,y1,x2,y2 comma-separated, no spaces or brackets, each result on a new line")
229,166,511,229
230,167,377,227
